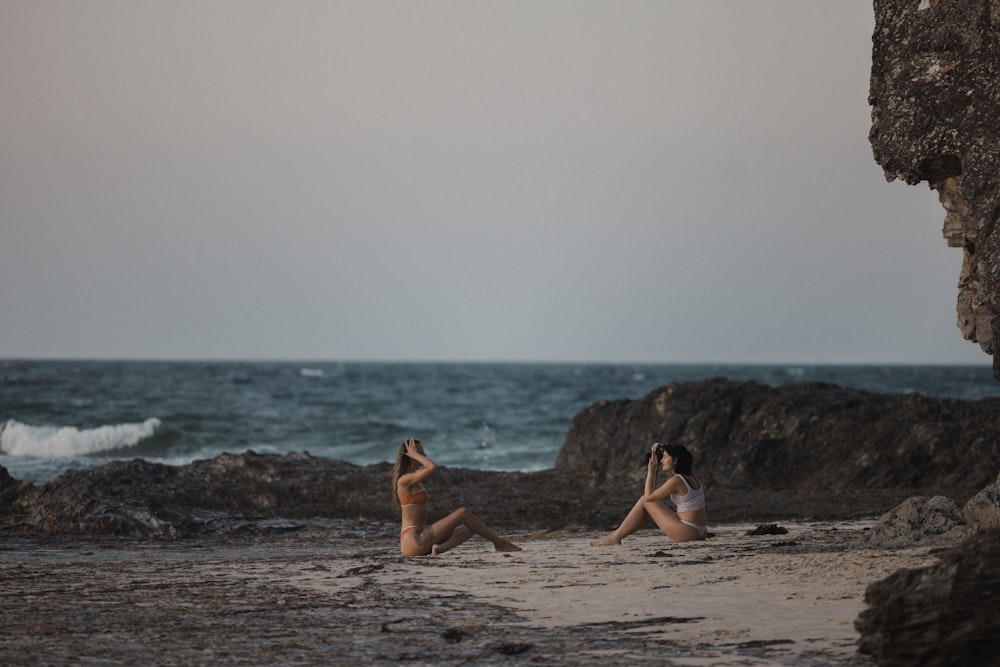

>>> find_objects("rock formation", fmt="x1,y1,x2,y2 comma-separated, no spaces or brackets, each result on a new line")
963,469,1000,531
869,0,1000,379
0,452,592,538
2,378,998,538
860,495,970,549
556,378,1000,501
856,471,1000,663
862,8,1000,658
856,527,1000,666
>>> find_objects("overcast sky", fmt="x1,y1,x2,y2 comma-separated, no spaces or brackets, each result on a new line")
0,1,988,365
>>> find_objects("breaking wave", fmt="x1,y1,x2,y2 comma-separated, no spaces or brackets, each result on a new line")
0,418,162,458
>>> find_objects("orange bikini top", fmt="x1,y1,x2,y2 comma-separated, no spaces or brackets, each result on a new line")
400,488,428,506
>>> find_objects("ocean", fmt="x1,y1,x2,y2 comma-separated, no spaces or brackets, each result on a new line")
2,360,998,484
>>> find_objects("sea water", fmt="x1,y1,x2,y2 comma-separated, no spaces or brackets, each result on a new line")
2,360,997,483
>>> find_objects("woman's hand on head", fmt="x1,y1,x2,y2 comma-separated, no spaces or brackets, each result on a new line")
402,438,436,478
404,438,420,455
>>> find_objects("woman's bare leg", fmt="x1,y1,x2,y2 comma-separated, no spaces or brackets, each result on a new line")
642,500,703,542
431,525,472,556
430,507,521,553
590,497,650,546
591,497,703,545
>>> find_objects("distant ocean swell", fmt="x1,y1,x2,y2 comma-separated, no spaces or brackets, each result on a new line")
2,361,998,483
1,418,163,458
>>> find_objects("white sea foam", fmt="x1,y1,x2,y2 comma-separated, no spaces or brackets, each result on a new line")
300,368,324,378
0,418,161,458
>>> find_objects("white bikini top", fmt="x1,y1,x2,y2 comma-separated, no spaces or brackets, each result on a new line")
670,474,705,512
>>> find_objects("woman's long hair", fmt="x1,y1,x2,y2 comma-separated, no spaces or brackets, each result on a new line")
391,437,424,512
663,443,695,476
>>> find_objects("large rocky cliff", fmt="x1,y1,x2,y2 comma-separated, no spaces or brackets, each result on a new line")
869,0,1000,378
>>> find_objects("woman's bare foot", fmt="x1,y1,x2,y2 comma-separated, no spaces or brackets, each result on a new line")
589,534,621,547
494,540,521,552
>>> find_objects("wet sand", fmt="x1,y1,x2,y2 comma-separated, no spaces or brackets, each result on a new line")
0,519,942,666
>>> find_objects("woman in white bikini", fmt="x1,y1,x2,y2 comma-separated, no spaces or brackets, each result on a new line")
591,442,708,546
393,437,521,557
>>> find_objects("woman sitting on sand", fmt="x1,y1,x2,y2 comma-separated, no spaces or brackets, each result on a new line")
393,437,521,557
591,442,707,546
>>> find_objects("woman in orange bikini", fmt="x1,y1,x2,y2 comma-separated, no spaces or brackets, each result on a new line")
591,442,708,546
393,437,521,557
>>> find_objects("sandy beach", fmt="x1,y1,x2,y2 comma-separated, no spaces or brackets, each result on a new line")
0,519,943,666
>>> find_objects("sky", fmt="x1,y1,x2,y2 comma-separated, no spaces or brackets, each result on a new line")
0,1,990,366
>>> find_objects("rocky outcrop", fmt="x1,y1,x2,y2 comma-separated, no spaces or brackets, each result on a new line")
858,472,1000,549
557,378,1000,502
0,453,598,538
855,13,1000,656
3,379,999,538
860,495,970,549
857,475,1000,662
0,465,32,509
869,0,1000,378
963,470,1000,531
856,527,1000,666
5,453,389,537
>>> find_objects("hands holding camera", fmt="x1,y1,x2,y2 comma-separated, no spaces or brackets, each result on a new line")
645,442,667,466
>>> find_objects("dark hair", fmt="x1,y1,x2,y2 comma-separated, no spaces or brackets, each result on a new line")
391,437,425,512
663,443,694,475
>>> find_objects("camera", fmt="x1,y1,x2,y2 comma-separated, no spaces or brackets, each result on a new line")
644,443,667,464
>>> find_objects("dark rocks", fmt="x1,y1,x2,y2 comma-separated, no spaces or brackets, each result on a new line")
5,453,395,537
441,628,467,643
0,452,595,538
494,642,533,656
2,378,999,538
556,378,1000,505
856,528,1000,667
857,479,1000,661
3,453,394,537
745,524,788,536
869,0,1000,378
0,464,33,510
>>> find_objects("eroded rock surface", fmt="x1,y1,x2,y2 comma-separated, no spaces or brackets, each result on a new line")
860,495,970,549
964,470,1000,531
856,527,1000,666
0,453,585,538
870,0,1000,378
3,379,998,538
557,378,1000,503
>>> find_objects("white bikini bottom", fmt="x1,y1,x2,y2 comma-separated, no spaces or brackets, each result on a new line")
680,519,708,538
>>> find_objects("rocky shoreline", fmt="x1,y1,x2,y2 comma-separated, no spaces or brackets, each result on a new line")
3,377,1000,665
7,516,997,667
0,452,940,540
3,379,999,540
